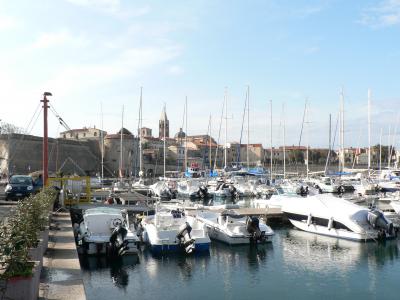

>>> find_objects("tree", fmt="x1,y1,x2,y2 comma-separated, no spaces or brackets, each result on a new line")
0,121,25,134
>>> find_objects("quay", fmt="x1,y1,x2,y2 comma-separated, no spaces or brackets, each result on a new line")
39,212,86,300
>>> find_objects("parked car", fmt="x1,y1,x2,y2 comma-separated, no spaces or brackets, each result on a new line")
4,175,34,201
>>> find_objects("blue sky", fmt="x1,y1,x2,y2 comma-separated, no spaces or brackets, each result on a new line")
0,0,399,148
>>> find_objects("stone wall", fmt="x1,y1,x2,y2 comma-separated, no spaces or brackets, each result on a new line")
0,134,101,176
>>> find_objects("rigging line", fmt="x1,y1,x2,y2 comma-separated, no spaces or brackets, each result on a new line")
7,108,43,167
213,96,225,170
48,103,115,176
238,89,248,165
324,113,339,175
24,102,41,133
48,122,61,170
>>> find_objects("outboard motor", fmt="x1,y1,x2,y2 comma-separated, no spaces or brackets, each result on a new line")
176,222,195,253
229,185,238,198
246,217,264,243
109,225,128,256
367,209,394,239
199,185,208,198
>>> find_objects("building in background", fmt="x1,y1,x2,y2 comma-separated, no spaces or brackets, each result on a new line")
60,126,106,140
159,107,169,138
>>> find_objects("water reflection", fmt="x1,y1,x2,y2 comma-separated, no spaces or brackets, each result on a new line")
282,229,364,273
281,228,400,274
79,255,139,290
142,250,211,282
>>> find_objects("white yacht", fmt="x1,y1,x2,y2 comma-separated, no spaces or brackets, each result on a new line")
141,208,211,254
76,207,139,255
196,210,274,244
252,187,301,209
282,194,395,241
309,176,342,193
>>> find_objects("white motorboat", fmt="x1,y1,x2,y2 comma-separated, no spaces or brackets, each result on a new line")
113,180,130,193
252,187,301,209
196,210,274,244
209,181,240,198
141,208,211,254
309,176,342,193
131,178,151,195
149,181,173,199
76,207,139,255
282,194,396,241
378,169,400,192
177,179,208,199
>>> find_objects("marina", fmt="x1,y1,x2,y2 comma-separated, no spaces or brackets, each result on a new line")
2,1,400,299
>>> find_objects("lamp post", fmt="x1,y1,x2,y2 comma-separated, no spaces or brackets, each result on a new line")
41,92,52,185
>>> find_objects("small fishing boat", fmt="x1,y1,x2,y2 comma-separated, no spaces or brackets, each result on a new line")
141,208,210,253
196,210,274,244
76,207,139,256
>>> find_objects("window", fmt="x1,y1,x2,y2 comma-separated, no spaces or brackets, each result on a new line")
63,134,66,138
94,132,97,137
83,133,86,137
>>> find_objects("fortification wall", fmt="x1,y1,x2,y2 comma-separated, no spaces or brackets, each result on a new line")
0,134,101,175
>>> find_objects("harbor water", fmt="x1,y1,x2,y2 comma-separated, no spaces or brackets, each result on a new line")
79,222,400,299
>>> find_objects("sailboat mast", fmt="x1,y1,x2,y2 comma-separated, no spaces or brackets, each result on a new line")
270,100,273,182
305,101,309,179
139,87,143,177
185,97,188,171
247,85,250,169
388,125,391,168
120,105,124,179
163,103,166,179
283,103,286,179
207,114,212,170
324,113,332,175
224,88,228,169
368,88,371,176
339,88,345,173
379,128,382,172
100,102,104,185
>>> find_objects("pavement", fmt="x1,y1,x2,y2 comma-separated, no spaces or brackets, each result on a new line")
39,212,86,300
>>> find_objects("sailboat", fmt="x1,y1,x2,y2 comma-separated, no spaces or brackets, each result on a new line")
113,106,130,193
132,87,151,195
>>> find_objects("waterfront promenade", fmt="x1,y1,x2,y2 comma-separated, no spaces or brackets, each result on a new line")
39,212,86,300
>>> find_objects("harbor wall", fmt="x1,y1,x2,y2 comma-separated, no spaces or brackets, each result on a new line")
0,133,101,176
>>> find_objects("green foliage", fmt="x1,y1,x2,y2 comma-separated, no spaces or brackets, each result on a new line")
0,188,56,279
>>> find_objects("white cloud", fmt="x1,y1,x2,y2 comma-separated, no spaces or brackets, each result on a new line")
42,44,182,94
168,65,184,75
30,30,89,49
65,0,120,12
304,46,320,55
0,15,17,31
63,0,150,19
359,0,400,27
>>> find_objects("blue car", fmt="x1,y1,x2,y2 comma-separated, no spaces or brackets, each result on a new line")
4,175,34,201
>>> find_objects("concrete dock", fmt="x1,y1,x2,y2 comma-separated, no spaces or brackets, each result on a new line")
39,212,86,300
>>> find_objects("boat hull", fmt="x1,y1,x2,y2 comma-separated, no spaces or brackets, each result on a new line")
287,219,394,242
207,225,273,245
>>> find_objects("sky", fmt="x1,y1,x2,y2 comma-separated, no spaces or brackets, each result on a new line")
0,0,399,149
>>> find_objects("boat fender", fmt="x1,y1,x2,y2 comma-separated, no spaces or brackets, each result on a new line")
328,217,334,230
307,214,312,226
